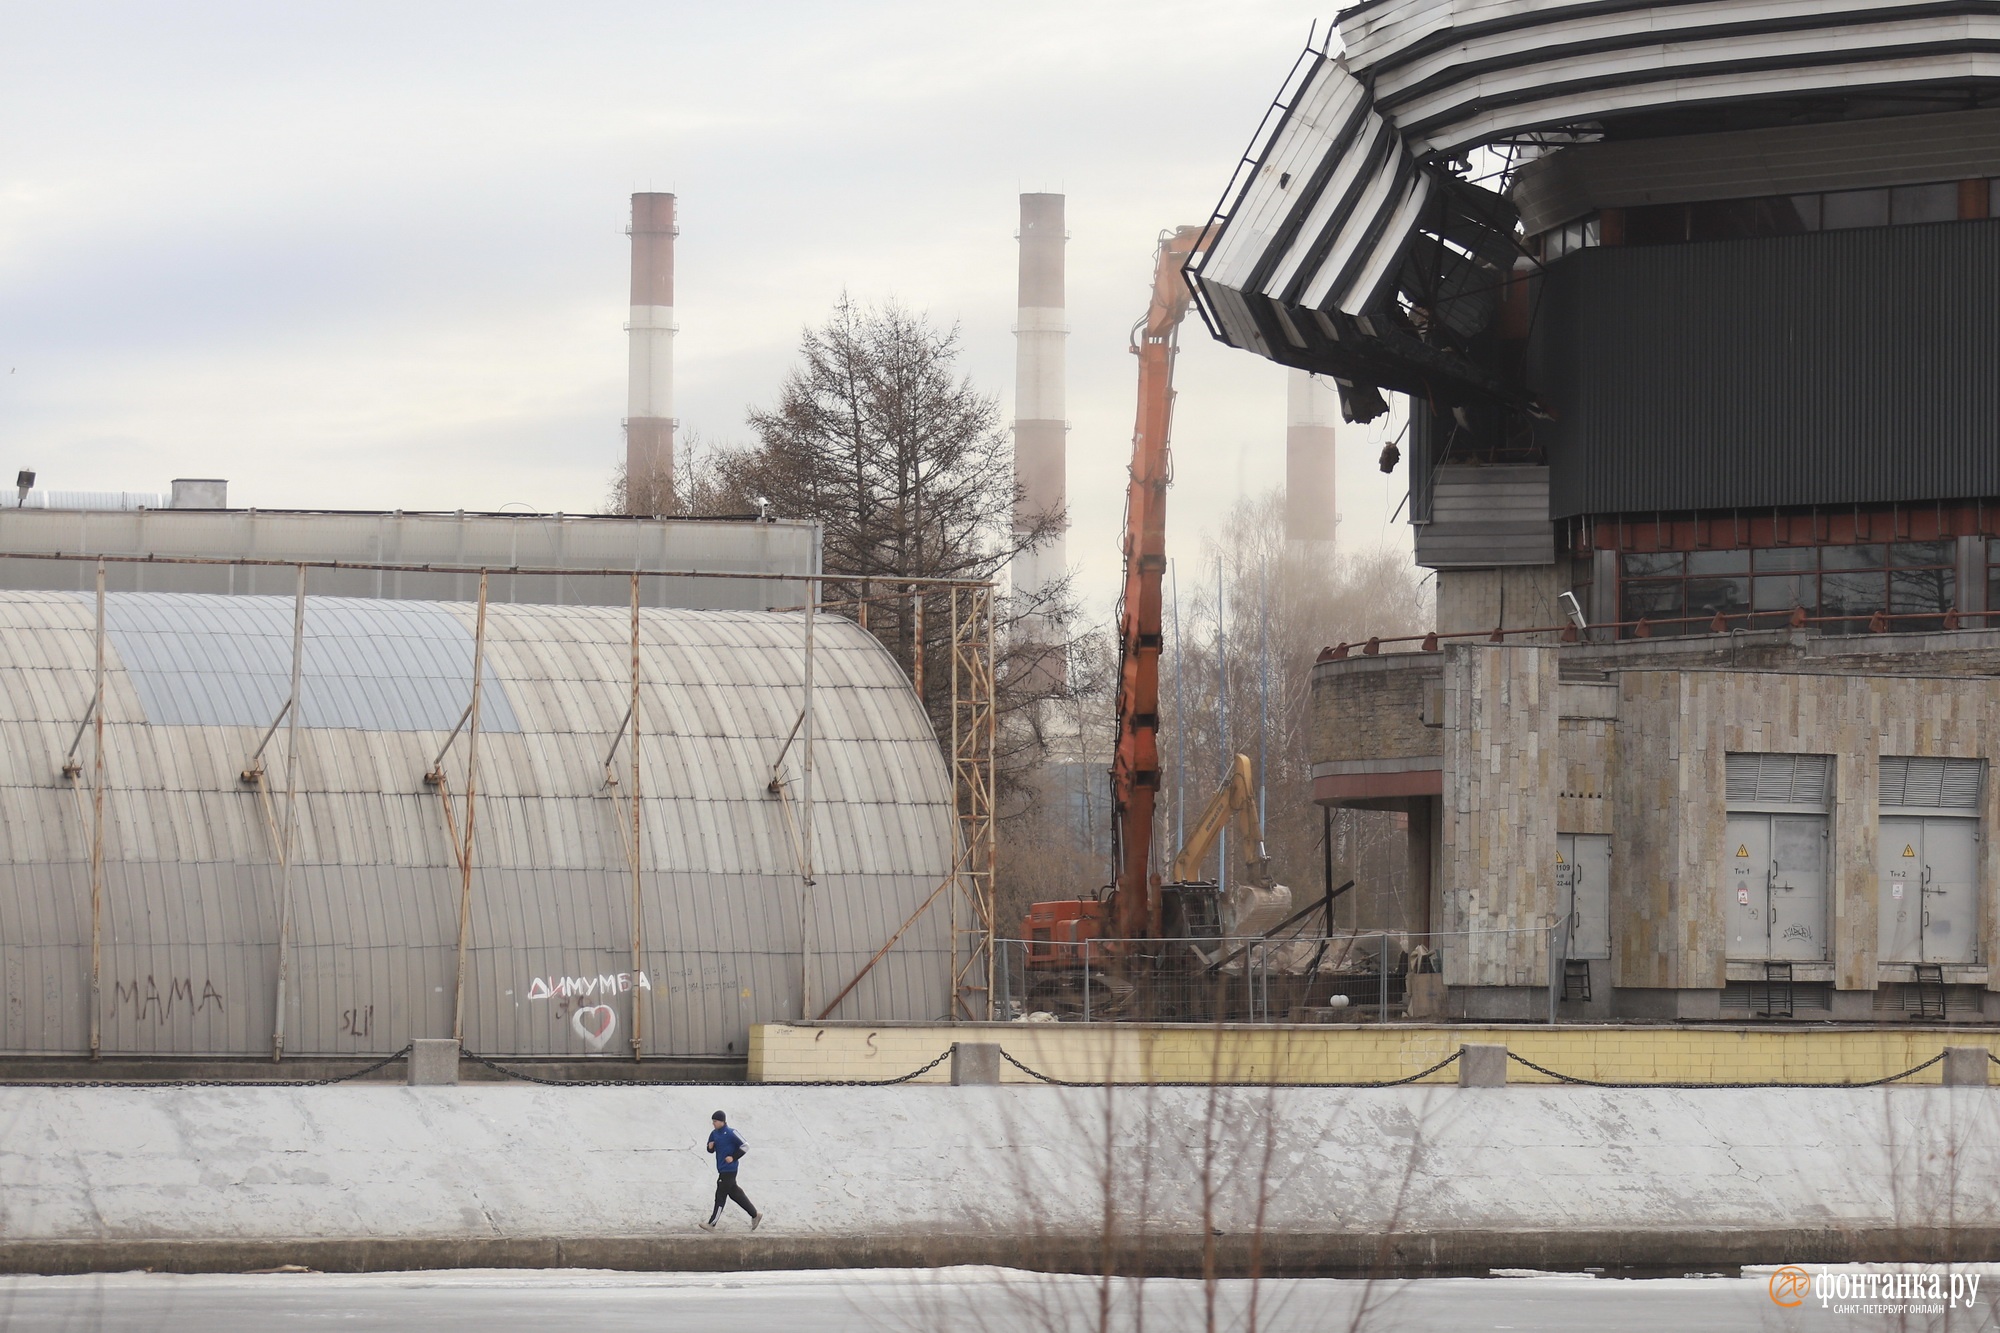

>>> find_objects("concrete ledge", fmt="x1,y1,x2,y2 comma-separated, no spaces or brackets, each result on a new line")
9,1227,2000,1279
12,1084,1998,1280
0,1056,748,1085
752,1021,2000,1086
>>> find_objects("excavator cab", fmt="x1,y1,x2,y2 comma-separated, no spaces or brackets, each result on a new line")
1160,882,1223,941
1022,898,1106,968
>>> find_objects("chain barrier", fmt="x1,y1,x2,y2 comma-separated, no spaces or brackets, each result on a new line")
12,1044,1983,1092
996,1047,1466,1089
0,1043,414,1089
761,1045,958,1087
462,1045,960,1088
1505,1049,1949,1089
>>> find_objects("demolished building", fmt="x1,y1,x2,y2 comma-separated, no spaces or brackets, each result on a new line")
1191,0,2000,1020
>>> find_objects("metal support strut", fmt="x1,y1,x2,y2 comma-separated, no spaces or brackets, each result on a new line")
271,564,308,1060
449,573,488,1045
88,560,106,1059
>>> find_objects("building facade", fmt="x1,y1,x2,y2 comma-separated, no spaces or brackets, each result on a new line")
1193,1,2000,1024
1315,632,2000,1022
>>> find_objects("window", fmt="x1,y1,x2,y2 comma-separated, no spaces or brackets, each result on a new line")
1618,178,1991,247
1542,215,1600,260
1823,188,1889,230
1891,181,1960,225
1619,542,1954,636
1983,538,2000,624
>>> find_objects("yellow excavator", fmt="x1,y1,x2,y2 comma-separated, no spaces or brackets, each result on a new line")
1015,751,1360,1017
1166,754,1293,941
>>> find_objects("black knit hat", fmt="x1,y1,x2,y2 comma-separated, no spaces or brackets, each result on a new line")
712,1110,727,1122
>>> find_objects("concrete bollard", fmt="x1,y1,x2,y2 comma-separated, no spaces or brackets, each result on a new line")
1942,1047,1991,1087
951,1042,1002,1086
1458,1043,1507,1088
408,1038,461,1086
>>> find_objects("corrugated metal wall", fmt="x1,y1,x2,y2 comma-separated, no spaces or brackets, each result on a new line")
0,592,955,1058
1532,217,2000,519
0,509,819,611
1413,466,1553,569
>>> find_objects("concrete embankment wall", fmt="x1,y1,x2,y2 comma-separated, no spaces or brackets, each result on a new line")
750,1020,2000,1084
5,1081,1999,1275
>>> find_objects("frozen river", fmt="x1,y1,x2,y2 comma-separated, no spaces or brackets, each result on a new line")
4,1265,1981,1332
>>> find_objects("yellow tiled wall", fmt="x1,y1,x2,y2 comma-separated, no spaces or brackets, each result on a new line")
750,1022,2000,1086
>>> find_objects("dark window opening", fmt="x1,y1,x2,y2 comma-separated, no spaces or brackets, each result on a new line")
1619,542,1955,637
1595,177,1994,250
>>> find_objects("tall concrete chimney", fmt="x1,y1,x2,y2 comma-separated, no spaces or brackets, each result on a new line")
1013,193,1067,607
626,193,677,511
1285,368,1339,545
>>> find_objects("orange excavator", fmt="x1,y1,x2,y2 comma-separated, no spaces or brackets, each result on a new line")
1108,225,1209,941
1021,226,1210,969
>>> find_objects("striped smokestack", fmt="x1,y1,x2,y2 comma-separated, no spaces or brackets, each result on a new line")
1285,368,1339,545
626,193,677,512
1012,192,1067,606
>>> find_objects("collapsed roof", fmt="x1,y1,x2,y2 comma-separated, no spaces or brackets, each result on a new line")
1185,0,2000,421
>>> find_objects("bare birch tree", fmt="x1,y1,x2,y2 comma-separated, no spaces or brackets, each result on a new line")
1159,491,1430,925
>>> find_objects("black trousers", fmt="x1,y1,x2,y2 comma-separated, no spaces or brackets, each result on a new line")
711,1173,756,1221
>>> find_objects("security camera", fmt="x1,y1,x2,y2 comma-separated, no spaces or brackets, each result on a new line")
1558,590,1587,631
754,496,771,521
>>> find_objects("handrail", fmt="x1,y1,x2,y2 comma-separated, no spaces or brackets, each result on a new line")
1315,606,1982,661
0,548,992,589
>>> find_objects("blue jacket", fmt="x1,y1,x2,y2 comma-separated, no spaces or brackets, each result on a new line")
707,1126,747,1174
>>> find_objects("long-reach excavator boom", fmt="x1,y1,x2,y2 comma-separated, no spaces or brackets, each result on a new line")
1108,226,1208,941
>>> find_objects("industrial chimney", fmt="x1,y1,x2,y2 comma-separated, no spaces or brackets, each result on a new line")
626,193,677,513
1284,368,1340,545
1012,193,1067,610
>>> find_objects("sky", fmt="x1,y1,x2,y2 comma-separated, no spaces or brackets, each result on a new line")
0,1,1413,615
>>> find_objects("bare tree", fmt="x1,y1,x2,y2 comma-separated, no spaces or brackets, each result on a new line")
993,489,1431,941
604,430,745,517
723,294,1097,798
1159,491,1430,926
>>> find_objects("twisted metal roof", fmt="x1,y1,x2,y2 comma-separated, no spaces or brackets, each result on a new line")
1188,0,2000,412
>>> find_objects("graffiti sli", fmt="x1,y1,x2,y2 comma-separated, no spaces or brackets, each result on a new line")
113,976,224,1024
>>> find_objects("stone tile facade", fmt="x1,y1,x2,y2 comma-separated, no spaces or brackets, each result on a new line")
1312,626,2000,1019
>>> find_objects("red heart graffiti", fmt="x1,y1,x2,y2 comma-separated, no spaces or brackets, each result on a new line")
571,1004,616,1050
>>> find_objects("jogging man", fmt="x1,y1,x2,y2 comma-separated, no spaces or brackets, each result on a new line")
700,1110,762,1231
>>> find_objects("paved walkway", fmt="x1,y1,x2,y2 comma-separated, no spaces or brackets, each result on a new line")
0,1268,1808,1332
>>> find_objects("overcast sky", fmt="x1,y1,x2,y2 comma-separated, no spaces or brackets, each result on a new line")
0,1,1412,614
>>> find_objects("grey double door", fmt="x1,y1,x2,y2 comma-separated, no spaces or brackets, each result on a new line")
1556,833,1610,961
1725,814,1828,961
1878,817,1977,964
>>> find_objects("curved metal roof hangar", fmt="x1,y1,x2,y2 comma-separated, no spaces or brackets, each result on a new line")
0,591,957,1060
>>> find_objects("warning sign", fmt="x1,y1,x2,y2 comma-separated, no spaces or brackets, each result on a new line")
1903,844,1917,857
1736,844,1750,858
1738,886,1751,905
1555,851,1566,864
